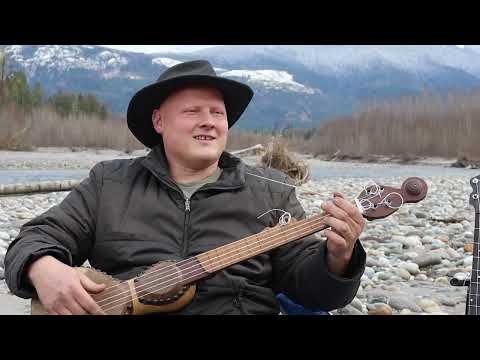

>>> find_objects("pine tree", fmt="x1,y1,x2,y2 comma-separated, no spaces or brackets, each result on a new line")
32,82,44,107
0,49,5,103
5,71,33,110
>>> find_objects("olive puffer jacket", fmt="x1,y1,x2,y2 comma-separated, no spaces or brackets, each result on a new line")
5,145,365,315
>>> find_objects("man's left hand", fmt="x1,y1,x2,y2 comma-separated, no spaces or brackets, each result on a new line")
320,191,365,276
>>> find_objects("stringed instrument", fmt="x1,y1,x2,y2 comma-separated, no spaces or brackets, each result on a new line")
466,175,480,315
31,177,428,315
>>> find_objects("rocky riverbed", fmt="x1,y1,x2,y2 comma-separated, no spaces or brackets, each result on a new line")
0,149,477,315
296,177,475,315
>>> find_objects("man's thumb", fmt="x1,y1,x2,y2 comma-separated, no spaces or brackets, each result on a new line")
80,274,106,294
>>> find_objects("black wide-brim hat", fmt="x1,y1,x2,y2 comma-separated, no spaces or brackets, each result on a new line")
127,60,254,148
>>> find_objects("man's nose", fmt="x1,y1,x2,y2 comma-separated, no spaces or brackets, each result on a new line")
198,111,215,128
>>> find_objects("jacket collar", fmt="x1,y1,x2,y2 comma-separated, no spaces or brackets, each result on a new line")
141,142,246,189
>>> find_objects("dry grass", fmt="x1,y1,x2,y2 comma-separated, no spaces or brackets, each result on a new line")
260,140,309,185
0,104,143,151
306,90,480,159
3,88,480,162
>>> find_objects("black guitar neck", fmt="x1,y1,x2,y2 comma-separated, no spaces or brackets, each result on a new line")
467,175,480,315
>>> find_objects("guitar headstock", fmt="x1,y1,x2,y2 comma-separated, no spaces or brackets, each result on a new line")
469,175,480,213
356,177,428,221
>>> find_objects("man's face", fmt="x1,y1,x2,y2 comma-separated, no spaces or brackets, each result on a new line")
152,86,228,170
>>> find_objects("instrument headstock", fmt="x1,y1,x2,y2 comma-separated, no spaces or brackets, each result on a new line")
356,177,428,221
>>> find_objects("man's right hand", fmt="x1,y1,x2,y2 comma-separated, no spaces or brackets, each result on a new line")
27,255,106,315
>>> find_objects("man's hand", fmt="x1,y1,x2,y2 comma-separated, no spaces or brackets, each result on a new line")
320,192,365,276
27,255,106,315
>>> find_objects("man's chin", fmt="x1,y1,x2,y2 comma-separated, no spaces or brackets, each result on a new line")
187,152,222,167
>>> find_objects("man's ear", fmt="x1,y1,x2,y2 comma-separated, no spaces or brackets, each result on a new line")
152,109,164,134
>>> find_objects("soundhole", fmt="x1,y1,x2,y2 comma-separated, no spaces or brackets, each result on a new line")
134,261,186,305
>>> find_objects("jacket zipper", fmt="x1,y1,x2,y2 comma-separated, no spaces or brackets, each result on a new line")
182,197,191,257
142,163,244,259
229,277,247,315
232,296,247,315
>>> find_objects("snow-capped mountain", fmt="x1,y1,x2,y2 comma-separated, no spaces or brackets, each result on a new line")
3,45,480,129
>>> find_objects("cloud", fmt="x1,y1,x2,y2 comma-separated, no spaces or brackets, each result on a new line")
100,45,219,54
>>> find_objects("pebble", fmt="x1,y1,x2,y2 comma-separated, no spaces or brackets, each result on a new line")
464,243,474,253
414,254,442,268
0,232,9,241
400,262,420,275
16,212,33,220
463,256,473,267
366,258,380,267
446,248,462,259
438,297,457,307
350,298,366,313
336,305,364,315
394,268,412,281
418,299,442,313
437,234,450,243
388,296,422,312
434,277,450,285
414,212,428,219
414,274,429,281
363,267,375,279
376,272,392,281
421,236,434,245
368,304,393,315
403,251,419,260
447,224,463,233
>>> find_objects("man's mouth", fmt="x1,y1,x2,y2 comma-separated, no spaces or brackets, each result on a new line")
193,135,216,141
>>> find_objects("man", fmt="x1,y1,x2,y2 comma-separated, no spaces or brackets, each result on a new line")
5,60,366,315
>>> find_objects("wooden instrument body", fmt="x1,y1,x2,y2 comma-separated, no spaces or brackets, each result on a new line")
31,265,197,315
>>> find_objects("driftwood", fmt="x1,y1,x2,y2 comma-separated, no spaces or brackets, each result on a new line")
0,180,82,197
451,155,480,169
230,144,265,156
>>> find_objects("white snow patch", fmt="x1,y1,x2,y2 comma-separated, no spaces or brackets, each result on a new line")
152,57,182,67
221,69,318,94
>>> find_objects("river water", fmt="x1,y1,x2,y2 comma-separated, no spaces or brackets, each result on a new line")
0,161,478,185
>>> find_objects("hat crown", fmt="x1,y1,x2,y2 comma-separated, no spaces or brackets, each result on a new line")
157,60,217,82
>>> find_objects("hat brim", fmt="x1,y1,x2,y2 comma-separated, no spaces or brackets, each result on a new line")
127,75,254,148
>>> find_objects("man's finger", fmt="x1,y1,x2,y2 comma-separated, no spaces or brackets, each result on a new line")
321,201,349,222
332,191,345,199
75,287,106,315
324,229,350,254
322,216,353,241
333,196,365,225
55,305,73,316
79,274,106,294
65,298,88,315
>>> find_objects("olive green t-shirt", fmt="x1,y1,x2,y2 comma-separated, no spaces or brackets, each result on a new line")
175,167,222,200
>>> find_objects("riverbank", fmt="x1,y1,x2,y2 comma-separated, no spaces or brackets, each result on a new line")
0,148,477,315
0,147,461,171
0,175,475,315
